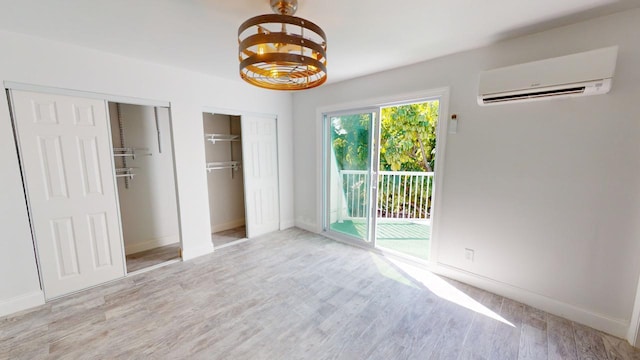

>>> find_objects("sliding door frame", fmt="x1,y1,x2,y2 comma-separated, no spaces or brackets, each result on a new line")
322,107,380,248
317,88,450,263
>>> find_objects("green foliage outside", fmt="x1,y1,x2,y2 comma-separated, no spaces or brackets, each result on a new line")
380,101,439,172
330,101,439,172
330,101,440,219
330,113,372,171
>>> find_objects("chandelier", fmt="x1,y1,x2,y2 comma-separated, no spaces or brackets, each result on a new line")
238,0,327,90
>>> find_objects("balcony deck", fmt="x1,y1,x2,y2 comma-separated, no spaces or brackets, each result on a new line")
330,219,431,260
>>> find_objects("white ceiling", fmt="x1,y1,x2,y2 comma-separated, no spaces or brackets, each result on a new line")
0,0,638,85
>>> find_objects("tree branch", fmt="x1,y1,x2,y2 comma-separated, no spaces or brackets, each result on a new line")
416,135,432,172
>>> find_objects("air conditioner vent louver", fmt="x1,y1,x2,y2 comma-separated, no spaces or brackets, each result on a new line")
478,46,618,106
483,86,586,104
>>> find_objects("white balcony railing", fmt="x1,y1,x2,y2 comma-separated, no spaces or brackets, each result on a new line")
337,170,434,222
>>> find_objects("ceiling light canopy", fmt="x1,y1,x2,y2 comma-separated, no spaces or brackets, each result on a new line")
238,0,327,91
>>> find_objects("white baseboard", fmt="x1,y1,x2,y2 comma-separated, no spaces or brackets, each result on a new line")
125,235,180,255
433,262,629,339
626,278,640,346
0,291,45,318
280,219,295,230
295,219,320,233
211,219,245,233
181,242,214,261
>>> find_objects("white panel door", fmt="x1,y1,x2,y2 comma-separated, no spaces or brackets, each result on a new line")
241,115,280,238
10,90,125,299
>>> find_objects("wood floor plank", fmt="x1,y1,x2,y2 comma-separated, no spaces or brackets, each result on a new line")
125,243,180,273
574,322,609,360
428,300,475,359
518,305,548,360
458,291,504,359
2,228,639,359
488,298,525,359
458,350,489,360
344,283,423,359
402,299,456,359
211,225,246,247
547,314,578,360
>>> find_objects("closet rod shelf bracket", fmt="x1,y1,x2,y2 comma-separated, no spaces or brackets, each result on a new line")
115,167,137,180
206,161,241,173
113,147,151,160
205,134,241,144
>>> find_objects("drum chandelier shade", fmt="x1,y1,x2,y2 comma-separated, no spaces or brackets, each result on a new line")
238,0,327,91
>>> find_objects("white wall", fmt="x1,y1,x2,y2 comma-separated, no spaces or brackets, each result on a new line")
0,30,293,316
203,113,246,233
109,103,180,255
293,9,640,337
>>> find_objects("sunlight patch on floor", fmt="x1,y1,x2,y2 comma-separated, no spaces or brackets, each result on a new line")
372,253,514,327
370,255,421,289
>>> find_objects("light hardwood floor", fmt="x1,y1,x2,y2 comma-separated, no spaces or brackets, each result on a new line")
212,225,247,248
126,243,181,273
1,228,638,359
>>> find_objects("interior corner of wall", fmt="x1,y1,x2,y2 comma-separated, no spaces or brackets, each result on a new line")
295,218,320,233
280,219,296,230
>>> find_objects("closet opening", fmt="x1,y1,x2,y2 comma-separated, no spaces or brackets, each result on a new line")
203,113,248,248
108,102,181,273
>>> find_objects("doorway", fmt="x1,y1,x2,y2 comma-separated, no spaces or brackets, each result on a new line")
108,102,181,273
323,98,443,261
203,113,247,248
203,112,281,247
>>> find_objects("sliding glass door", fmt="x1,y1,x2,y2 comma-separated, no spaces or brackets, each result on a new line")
324,109,379,245
374,100,440,260
323,98,442,262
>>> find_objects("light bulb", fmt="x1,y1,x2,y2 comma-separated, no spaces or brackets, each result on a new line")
256,42,276,55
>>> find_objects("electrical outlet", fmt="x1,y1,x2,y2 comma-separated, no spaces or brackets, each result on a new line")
464,248,474,262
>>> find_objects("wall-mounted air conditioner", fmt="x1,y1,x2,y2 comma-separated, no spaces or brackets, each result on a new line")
478,46,618,105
